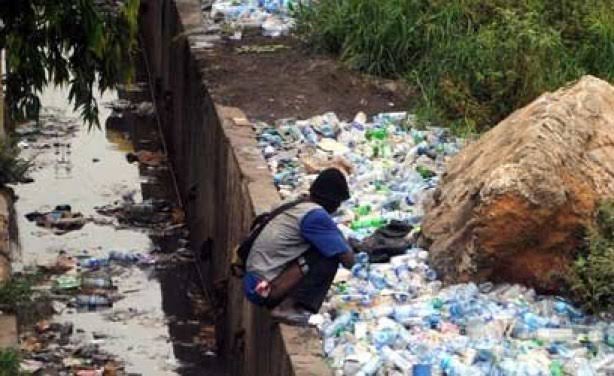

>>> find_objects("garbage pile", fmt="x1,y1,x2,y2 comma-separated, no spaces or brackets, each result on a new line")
45,249,157,312
25,205,88,235
205,0,308,38
255,111,614,375
20,319,126,375
95,196,185,231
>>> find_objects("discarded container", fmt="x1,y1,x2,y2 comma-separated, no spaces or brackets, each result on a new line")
109,251,141,263
81,276,114,289
79,258,110,269
75,295,112,308
54,275,81,290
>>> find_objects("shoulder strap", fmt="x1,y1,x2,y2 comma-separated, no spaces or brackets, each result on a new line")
231,197,309,278
261,197,308,227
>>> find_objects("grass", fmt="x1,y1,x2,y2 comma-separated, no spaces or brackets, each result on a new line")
568,200,614,314
0,273,40,313
0,348,20,376
294,0,614,133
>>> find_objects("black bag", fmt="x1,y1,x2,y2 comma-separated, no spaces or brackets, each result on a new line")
231,198,305,278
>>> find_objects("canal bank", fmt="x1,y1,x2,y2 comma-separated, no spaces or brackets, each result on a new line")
137,0,412,374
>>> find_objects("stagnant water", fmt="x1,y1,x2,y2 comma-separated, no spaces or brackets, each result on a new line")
10,85,225,375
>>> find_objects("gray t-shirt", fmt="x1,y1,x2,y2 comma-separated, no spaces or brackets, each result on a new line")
246,201,322,281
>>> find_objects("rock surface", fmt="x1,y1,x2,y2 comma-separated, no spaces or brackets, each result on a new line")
421,75,614,292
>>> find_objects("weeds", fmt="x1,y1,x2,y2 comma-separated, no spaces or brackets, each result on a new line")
568,200,614,314
0,348,20,376
0,273,40,312
295,0,614,132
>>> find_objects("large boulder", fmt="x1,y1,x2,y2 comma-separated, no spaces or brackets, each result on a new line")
421,76,614,292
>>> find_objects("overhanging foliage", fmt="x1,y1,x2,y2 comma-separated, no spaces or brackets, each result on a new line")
0,0,140,127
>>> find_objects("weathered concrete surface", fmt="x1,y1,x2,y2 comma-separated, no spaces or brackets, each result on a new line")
139,1,328,375
0,189,14,283
422,75,614,292
0,315,18,348
0,189,17,351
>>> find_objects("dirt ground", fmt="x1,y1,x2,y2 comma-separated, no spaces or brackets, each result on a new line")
201,33,411,122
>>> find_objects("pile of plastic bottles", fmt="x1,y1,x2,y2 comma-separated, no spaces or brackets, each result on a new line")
209,0,307,37
255,111,614,375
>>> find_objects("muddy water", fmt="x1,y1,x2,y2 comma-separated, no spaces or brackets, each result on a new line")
11,85,224,375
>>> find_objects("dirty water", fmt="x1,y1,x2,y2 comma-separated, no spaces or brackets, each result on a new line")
10,85,225,375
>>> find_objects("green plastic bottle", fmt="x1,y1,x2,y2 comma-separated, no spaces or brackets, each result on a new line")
353,205,372,217
350,216,386,230
416,165,436,179
549,360,563,376
55,275,81,290
366,128,388,141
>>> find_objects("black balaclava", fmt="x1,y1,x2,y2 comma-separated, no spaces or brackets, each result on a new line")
309,168,350,213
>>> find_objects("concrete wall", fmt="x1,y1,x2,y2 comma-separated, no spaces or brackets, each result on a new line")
0,189,14,283
138,1,330,375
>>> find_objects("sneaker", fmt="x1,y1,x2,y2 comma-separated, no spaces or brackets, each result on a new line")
270,306,313,326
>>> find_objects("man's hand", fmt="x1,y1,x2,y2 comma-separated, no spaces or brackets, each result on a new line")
339,251,355,269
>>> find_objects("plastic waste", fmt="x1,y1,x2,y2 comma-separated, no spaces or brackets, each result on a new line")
208,0,304,39
382,346,411,372
78,257,110,269
350,217,386,230
81,276,114,289
323,312,356,338
75,295,112,308
54,275,81,290
412,364,431,376
254,110,612,376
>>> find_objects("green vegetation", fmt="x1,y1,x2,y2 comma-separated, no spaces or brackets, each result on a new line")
569,200,614,314
0,139,31,186
0,348,20,376
295,0,614,133
0,273,40,312
0,0,140,126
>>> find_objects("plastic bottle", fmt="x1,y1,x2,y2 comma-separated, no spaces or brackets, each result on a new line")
412,364,432,376
109,251,141,263
81,276,114,289
350,216,386,230
79,257,110,269
368,270,390,290
363,305,394,320
55,275,81,290
365,128,388,141
356,355,382,376
76,295,112,307
535,328,574,342
323,336,336,356
440,356,474,376
382,346,412,373
372,328,398,349
353,205,372,217
351,264,369,280
393,262,410,281
299,125,318,145
355,252,370,265
520,312,549,332
394,304,434,324
605,325,614,347
549,360,563,376
323,312,355,338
